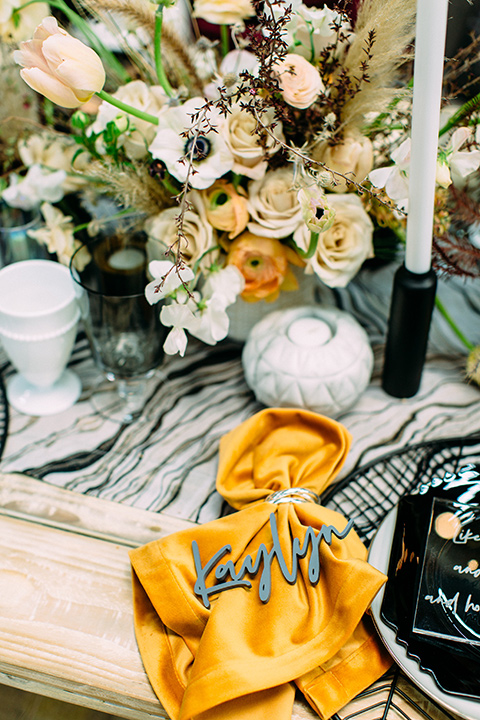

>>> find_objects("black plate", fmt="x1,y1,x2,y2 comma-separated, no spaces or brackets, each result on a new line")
0,371,8,461
381,479,480,699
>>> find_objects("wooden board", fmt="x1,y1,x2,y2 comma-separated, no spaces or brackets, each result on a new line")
0,472,185,719
0,472,320,720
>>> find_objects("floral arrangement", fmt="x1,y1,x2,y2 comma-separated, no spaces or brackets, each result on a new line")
3,0,480,362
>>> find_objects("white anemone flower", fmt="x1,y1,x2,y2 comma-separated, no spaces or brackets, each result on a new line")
149,97,234,189
145,260,195,303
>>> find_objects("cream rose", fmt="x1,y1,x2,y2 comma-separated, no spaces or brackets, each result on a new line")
18,134,90,193
314,133,374,193
273,53,324,110
222,105,284,180
146,192,217,271
14,17,105,109
247,167,303,238
91,81,167,160
193,0,255,25
294,194,373,287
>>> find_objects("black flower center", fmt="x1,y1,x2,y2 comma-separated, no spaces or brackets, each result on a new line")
184,135,212,162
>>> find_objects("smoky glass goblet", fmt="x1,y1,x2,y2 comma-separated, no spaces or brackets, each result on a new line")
69,219,167,422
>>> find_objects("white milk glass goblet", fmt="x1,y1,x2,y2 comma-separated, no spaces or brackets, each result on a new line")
0,260,81,415
69,224,167,423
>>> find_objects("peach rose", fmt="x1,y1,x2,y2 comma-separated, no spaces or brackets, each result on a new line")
273,54,324,110
226,232,296,302
201,181,249,239
193,0,255,25
315,134,374,192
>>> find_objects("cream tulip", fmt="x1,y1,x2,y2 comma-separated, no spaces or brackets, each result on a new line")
14,16,105,109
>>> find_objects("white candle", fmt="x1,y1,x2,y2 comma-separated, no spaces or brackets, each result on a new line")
287,317,332,347
107,248,145,271
405,0,449,275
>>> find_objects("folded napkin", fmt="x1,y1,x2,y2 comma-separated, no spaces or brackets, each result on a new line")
130,408,391,720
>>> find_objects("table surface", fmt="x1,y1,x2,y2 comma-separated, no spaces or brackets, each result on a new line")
1,261,479,720
1,262,480,524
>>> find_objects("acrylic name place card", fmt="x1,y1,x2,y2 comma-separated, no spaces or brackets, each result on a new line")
412,497,480,646
192,512,354,608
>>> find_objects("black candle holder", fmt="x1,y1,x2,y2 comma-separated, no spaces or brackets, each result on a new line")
382,263,437,398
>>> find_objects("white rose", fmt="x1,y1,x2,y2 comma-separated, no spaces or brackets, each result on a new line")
294,194,373,287
0,0,49,42
222,106,284,180
289,6,353,60
273,54,324,110
315,134,374,192
247,167,303,238
145,191,217,271
91,80,167,160
193,0,255,25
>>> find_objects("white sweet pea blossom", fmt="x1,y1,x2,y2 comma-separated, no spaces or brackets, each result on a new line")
2,164,67,210
188,301,230,345
145,260,195,303
187,265,244,345
202,265,245,307
158,266,244,354
368,139,410,211
370,129,480,210
149,97,234,189
160,303,196,357
443,127,480,188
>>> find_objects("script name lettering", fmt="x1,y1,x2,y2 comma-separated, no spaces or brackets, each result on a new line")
192,512,353,608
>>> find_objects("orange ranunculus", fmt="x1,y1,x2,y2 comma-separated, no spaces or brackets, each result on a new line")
202,180,249,239
226,232,298,302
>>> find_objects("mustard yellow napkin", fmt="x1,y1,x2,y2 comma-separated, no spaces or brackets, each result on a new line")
130,409,391,720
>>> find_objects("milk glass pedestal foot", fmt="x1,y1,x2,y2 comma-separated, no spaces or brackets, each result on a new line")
7,369,81,415
0,260,81,416
70,224,167,424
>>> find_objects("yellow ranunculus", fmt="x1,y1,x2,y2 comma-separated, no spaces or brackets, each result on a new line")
14,16,105,108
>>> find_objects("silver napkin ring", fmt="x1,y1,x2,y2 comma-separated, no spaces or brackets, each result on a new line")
267,488,321,505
